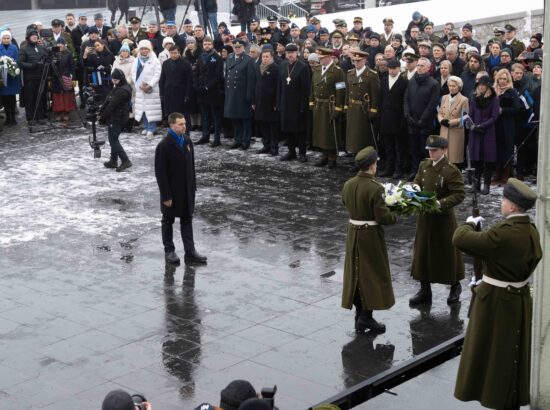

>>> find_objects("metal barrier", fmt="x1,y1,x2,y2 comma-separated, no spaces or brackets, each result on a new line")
279,1,310,18
308,334,465,410
255,3,285,20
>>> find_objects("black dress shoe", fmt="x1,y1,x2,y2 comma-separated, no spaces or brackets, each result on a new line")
298,154,307,163
280,152,297,161
210,140,221,147
314,157,328,167
327,160,337,168
229,142,242,149
184,250,207,265
257,146,270,154
447,282,462,305
195,136,210,145
356,311,386,333
409,282,432,306
165,251,180,264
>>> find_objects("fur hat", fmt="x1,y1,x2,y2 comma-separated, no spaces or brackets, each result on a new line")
137,39,153,50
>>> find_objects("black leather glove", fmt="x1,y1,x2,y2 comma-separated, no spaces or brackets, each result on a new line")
440,119,450,127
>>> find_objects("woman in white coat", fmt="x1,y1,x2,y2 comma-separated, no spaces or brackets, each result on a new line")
131,39,162,137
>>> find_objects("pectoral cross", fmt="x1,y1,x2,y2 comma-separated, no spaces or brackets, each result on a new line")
286,76,291,85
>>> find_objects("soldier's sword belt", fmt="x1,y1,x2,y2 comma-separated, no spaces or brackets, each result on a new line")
482,275,529,289
316,98,332,103
349,219,378,226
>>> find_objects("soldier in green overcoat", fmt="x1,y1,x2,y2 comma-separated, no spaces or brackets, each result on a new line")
344,49,380,157
453,178,542,410
409,136,465,306
341,146,397,333
310,47,346,168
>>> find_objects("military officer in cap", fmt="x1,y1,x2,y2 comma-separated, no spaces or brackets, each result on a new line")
380,18,395,47
258,28,271,46
317,27,331,48
347,33,360,49
247,16,260,44
266,15,280,44
351,16,364,37
310,47,346,168
341,146,397,333
345,49,380,161
502,24,525,59
272,17,291,45
334,19,348,37
331,30,344,51
409,135,465,306
128,16,147,45
453,178,542,410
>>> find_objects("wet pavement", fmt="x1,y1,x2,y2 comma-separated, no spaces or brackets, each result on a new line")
0,117,535,409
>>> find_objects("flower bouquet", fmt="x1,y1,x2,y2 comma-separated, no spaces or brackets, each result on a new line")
382,181,440,216
0,56,20,87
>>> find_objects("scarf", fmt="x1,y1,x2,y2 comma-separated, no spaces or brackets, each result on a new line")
260,62,271,75
495,83,512,96
168,128,185,150
475,88,496,108
489,54,500,68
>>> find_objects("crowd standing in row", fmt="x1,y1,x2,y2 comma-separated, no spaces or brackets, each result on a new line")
0,10,543,187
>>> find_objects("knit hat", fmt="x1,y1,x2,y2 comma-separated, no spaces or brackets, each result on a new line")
88,26,99,34
219,380,257,410
162,36,175,46
476,75,492,87
501,47,513,57
119,43,131,54
56,36,66,44
101,390,134,410
137,39,153,50
412,11,421,21
531,32,543,45
308,53,320,63
186,36,196,44
0,30,12,39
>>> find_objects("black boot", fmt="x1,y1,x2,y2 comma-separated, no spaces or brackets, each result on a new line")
314,156,328,167
165,251,180,265
447,281,462,305
280,151,297,161
229,142,242,149
103,159,118,168
257,146,270,154
298,153,307,162
409,282,432,305
481,169,492,195
184,249,207,265
116,160,132,172
356,310,386,333
195,136,210,145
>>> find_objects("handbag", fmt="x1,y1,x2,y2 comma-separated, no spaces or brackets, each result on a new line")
62,75,73,91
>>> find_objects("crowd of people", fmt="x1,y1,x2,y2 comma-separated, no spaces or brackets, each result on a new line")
0,9,543,191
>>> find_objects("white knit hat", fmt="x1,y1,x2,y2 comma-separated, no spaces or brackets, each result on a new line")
137,39,153,50
0,30,12,40
162,37,175,46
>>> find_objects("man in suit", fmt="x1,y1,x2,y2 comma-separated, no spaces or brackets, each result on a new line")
155,112,207,266
378,59,408,178
224,38,256,150
92,13,111,40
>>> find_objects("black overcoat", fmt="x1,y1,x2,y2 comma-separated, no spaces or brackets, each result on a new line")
155,134,196,218
224,53,256,119
196,50,224,107
404,73,440,134
277,59,310,132
253,63,280,123
160,57,192,116
379,74,408,135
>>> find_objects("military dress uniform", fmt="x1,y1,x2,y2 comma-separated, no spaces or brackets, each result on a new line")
502,24,525,59
410,136,465,304
345,50,380,154
453,178,542,410
342,147,396,333
310,47,346,167
128,17,148,45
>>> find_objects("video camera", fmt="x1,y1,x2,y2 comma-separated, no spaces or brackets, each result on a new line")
132,393,148,410
84,85,105,158
261,385,278,409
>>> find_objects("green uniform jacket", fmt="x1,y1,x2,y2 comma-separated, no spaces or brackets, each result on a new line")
411,156,465,284
129,29,148,45
453,216,542,409
345,67,380,154
310,62,345,151
341,172,397,310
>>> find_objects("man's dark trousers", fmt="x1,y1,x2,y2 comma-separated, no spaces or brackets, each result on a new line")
161,216,195,253
108,122,129,162
200,103,222,142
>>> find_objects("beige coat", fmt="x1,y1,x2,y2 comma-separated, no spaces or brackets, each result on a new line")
438,93,469,164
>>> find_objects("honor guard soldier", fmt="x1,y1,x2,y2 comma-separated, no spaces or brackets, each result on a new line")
453,178,542,410
341,146,397,333
310,47,346,168
128,16,147,45
344,49,380,161
502,24,525,59
409,136,465,306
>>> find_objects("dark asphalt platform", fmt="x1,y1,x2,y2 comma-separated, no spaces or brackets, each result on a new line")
0,117,523,409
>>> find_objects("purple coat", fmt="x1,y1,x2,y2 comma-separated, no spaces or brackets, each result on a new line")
468,90,500,162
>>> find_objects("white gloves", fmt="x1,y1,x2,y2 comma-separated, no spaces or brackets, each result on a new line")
466,215,485,227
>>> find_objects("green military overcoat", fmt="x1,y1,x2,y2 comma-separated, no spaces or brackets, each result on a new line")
310,63,346,151
452,215,542,409
345,67,380,154
411,156,465,284
341,172,397,310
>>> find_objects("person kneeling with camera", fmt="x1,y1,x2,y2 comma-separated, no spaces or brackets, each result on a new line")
102,389,152,410
99,68,133,172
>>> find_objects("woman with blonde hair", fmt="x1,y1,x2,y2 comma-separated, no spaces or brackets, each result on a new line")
438,75,469,167
439,60,452,96
493,68,521,184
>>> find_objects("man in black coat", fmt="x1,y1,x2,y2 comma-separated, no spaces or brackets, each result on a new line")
224,39,256,150
445,44,466,77
195,37,224,146
404,57,440,180
92,13,111,40
253,49,280,156
160,46,193,134
277,43,311,162
379,60,408,178
155,112,207,265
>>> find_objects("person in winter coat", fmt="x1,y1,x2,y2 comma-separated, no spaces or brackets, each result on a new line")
438,76,469,167
195,36,224,146
183,38,201,131
493,68,521,185
253,49,280,155
145,21,164,56
99,68,133,171
468,75,500,194
159,37,174,65
232,0,260,33
160,46,192,134
83,39,115,102
460,53,484,99
403,57,439,180
18,29,49,125
51,38,77,125
112,43,135,129
131,39,162,137
0,30,21,126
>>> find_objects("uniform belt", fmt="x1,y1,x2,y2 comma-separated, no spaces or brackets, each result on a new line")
315,98,331,103
349,98,364,105
349,219,378,226
482,275,530,289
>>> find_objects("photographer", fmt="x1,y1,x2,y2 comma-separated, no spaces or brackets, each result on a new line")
99,68,133,172
51,37,77,125
18,28,49,125
83,39,114,103
102,389,152,410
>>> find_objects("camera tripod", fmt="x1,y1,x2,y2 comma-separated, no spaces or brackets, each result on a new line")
28,57,87,134
140,0,162,27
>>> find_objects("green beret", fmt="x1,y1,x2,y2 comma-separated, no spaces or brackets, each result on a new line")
503,178,537,210
355,146,378,168
425,135,448,149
